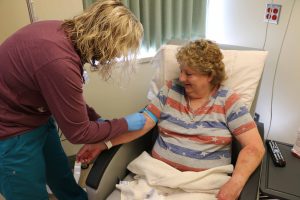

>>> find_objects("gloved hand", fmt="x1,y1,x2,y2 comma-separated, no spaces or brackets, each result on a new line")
124,113,146,131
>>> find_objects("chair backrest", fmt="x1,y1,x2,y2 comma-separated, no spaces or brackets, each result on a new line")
147,43,268,112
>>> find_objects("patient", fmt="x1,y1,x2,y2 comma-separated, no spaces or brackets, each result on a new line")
77,39,265,200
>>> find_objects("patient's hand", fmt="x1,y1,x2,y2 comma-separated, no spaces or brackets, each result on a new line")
76,142,106,164
216,178,242,200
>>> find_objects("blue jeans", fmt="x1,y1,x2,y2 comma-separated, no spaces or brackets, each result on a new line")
0,117,87,200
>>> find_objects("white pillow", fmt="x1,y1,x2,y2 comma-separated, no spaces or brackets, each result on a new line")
147,44,268,110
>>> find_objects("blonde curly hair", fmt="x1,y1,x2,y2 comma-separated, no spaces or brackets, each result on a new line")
61,0,143,79
176,39,227,87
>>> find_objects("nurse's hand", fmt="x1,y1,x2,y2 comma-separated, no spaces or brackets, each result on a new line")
76,142,106,164
124,113,146,131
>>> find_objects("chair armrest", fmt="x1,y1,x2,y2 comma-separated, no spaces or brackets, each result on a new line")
85,127,155,200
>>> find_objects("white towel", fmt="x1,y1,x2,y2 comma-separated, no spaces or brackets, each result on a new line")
116,151,233,200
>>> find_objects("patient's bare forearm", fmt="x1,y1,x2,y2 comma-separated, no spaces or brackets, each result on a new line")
231,142,265,188
110,114,155,147
216,143,264,200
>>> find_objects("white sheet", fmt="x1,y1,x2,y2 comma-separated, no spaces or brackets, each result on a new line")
116,151,233,200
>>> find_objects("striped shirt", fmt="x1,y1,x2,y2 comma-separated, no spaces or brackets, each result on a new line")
146,79,256,172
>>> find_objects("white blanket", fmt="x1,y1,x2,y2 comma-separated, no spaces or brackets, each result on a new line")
116,151,233,200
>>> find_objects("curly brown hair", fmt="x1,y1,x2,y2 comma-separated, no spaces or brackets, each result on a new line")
176,39,227,87
61,0,143,79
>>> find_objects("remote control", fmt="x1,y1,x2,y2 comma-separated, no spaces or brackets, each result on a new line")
266,140,286,167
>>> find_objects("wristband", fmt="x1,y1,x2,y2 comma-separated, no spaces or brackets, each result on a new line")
104,140,113,150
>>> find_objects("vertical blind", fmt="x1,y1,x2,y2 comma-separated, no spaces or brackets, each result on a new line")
83,0,207,52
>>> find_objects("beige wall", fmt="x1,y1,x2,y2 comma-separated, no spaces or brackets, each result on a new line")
266,0,300,143
33,0,83,21
83,62,155,119
207,0,300,144
0,0,30,43
0,0,83,44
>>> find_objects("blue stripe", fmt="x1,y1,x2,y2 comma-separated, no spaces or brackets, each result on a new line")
227,106,249,122
160,113,228,129
171,84,185,95
214,89,228,98
157,136,231,160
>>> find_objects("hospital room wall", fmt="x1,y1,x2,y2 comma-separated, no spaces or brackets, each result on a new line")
0,1,31,42
0,0,83,44
207,0,300,144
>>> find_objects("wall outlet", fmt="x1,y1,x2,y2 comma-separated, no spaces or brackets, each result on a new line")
264,3,281,24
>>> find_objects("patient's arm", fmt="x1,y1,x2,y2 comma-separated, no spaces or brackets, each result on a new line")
108,113,156,147
77,113,156,163
217,127,265,200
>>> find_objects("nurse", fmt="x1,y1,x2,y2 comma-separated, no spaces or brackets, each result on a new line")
0,1,144,200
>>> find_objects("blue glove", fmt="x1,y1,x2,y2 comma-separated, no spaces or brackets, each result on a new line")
124,113,146,131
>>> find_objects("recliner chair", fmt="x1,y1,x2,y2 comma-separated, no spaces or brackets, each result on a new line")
85,42,268,200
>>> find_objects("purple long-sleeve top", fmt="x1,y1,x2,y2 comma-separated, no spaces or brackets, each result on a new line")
0,20,128,143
